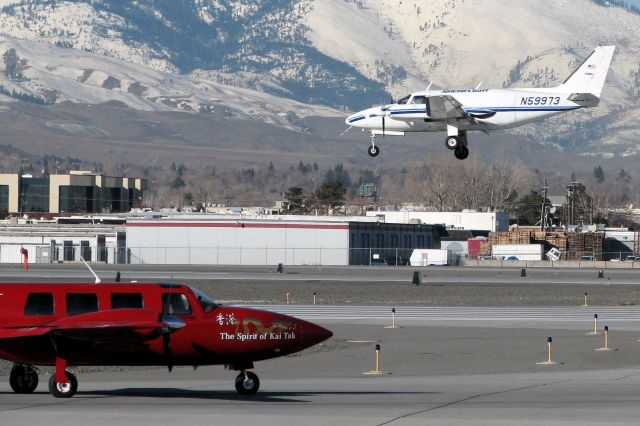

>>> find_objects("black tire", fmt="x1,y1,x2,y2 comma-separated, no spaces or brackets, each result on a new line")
48,371,78,398
9,365,38,394
235,371,260,395
367,146,380,157
445,136,459,150
454,146,469,160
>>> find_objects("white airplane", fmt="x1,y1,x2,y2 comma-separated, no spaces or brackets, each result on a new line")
345,46,615,160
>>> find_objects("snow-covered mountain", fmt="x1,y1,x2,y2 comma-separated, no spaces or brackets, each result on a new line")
0,35,341,128
0,0,639,159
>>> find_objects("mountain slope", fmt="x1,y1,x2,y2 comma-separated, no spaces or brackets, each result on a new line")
0,0,638,162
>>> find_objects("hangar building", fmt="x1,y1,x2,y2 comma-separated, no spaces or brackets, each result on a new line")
126,216,444,266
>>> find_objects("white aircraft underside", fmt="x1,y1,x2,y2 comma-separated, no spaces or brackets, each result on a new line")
346,46,615,160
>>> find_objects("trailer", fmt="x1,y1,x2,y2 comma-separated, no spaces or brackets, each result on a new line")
492,244,543,261
410,249,453,266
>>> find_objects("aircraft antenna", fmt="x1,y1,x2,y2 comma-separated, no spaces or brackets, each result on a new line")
80,257,102,284
426,82,433,91
476,81,483,89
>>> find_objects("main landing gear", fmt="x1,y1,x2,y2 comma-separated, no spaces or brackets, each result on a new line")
445,131,469,160
48,371,78,398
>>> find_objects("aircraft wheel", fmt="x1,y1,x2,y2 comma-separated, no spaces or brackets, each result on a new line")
48,371,78,398
9,364,38,394
445,136,459,150
367,146,380,157
454,146,469,160
235,371,260,395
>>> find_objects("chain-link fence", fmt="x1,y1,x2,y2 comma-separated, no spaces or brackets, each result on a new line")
2,242,638,266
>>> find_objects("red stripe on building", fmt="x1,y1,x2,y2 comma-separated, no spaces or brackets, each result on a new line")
127,222,350,230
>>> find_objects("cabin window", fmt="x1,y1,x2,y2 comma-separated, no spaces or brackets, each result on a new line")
397,95,411,104
24,293,54,316
111,293,144,309
67,293,99,316
162,293,192,316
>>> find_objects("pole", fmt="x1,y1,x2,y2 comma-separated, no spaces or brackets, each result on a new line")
313,292,316,305
375,343,380,373
583,292,588,307
547,337,552,363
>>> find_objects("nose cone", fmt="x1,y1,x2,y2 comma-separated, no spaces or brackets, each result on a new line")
299,319,333,348
346,111,367,127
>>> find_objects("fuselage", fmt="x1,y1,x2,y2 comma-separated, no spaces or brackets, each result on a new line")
346,88,582,133
0,282,332,367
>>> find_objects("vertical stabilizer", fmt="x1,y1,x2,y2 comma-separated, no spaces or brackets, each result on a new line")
557,46,615,98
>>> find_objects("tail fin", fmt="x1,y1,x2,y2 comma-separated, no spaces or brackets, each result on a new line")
557,46,615,98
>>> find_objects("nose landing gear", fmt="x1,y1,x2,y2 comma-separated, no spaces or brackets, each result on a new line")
235,370,260,395
368,133,380,157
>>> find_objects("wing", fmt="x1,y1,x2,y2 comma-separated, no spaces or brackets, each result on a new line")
49,309,165,344
0,310,166,346
386,95,483,126
428,95,478,125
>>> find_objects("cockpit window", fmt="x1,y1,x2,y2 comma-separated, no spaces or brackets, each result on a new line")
397,95,411,104
191,287,219,313
410,96,428,104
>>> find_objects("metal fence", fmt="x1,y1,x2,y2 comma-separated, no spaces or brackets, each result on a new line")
1,242,638,266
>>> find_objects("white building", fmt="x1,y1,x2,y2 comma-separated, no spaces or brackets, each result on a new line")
126,215,444,266
366,211,509,232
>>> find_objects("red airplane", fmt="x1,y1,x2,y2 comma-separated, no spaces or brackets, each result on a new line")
0,282,332,398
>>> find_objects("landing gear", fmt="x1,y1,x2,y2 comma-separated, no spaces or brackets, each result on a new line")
9,364,39,394
445,130,469,160
48,371,78,398
445,136,459,150
454,146,469,160
235,370,260,395
368,133,380,157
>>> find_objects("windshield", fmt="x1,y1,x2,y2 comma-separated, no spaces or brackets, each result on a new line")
397,95,411,104
410,95,428,104
191,286,219,313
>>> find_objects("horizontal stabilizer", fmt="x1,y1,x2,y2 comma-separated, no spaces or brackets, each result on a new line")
568,93,600,108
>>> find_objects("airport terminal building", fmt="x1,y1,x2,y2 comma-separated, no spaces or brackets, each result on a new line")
0,171,146,215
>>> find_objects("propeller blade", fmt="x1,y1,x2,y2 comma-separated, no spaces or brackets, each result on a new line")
160,314,185,373
163,333,173,372
382,116,385,138
338,126,352,137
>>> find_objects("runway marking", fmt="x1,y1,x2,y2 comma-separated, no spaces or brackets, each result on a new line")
375,380,569,425
240,305,640,321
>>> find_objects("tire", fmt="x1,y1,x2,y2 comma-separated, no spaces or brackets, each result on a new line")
367,146,380,157
454,146,469,160
235,371,260,395
48,371,78,398
445,136,459,150
9,365,38,394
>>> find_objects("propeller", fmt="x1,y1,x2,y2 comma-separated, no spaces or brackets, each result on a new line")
382,115,386,137
160,298,186,372
338,126,352,137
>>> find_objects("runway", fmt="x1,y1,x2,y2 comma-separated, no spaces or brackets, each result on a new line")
244,304,640,323
3,265,640,424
